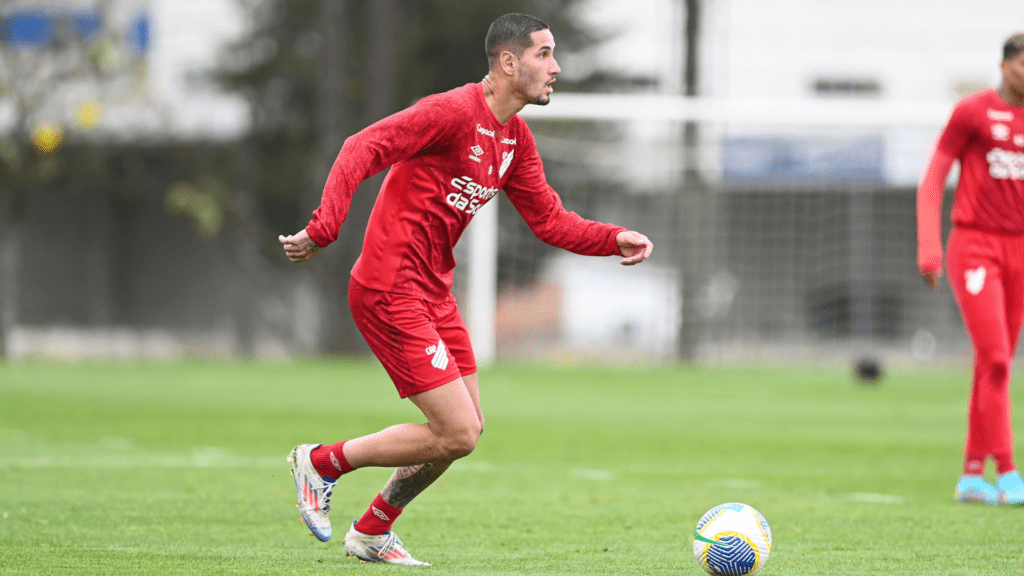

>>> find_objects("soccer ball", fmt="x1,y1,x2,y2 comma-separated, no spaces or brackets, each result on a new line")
692,502,772,576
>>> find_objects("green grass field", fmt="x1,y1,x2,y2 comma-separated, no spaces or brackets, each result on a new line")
2,359,1023,575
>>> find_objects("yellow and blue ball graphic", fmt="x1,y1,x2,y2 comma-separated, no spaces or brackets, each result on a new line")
693,503,772,576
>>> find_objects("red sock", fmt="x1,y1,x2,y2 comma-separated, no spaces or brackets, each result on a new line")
310,441,354,479
963,455,986,476
993,452,1016,475
354,493,403,535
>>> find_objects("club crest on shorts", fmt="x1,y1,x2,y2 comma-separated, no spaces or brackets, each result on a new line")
965,266,986,295
425,339,449,370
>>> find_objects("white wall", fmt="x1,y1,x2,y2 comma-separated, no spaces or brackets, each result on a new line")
148,0,249,139
704,0,1016,102
571,0,685,93
577,0,1018,105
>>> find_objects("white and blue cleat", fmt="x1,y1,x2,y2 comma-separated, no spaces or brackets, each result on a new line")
288,443,337,542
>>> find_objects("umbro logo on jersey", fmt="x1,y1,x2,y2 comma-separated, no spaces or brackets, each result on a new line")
992,123,1011,141
988,109,1014,122
425,340,449,370
469,145,484,163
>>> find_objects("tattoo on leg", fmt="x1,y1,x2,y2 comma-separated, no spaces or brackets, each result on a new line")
380,461,452,509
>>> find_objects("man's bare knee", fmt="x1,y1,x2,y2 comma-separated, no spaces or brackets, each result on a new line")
439,422,481,460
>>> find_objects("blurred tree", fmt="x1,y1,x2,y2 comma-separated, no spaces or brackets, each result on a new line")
0,4,274,357
221,0,594,353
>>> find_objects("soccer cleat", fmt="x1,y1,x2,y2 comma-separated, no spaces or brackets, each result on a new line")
288,443,336,542
954,474,1000,504
344,521,431,566
997,471,1024,506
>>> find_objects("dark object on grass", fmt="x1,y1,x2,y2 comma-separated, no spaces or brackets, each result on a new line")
855,356,882,384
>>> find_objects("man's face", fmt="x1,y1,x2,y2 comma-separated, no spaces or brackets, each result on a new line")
1001,51,1024,99
513,29,561,106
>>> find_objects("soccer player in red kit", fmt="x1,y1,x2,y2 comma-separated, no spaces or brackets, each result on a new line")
917,32,1024,506
278,13,653,564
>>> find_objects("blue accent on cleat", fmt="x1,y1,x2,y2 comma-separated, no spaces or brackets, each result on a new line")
997,471,1024,506
289,443,336,542
955,475,1000,505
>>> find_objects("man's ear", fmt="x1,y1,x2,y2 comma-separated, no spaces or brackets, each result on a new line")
499,51,517,77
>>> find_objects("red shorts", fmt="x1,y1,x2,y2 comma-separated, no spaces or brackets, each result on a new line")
348,277,477,398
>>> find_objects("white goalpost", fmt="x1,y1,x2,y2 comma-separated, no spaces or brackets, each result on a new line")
465,198,499,365
464,93,962,364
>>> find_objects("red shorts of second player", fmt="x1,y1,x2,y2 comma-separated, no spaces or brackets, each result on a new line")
348,276,477,398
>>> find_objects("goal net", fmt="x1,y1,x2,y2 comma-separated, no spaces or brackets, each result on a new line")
456,94,970,365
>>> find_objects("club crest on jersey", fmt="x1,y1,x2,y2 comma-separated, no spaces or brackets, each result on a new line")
498,150,514,177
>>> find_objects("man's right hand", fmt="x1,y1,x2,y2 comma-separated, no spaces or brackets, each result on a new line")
918,250,943,289
279,229,322,263
921,269,942,289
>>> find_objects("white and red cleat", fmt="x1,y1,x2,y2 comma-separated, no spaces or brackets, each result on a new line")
344,521,430,566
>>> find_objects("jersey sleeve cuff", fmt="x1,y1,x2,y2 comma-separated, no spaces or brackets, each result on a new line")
607,226,627,255
305,223,330,248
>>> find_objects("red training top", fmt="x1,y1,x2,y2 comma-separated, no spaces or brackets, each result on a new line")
917,88,1024,274
305,82,626,302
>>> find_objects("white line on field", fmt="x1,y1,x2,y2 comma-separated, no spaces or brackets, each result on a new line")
0,448,909,505
572,468,615,481
848,492,905,505
0,454,286,469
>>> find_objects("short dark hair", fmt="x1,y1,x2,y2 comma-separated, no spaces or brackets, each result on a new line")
1004,33,1024,60
485,13,549,68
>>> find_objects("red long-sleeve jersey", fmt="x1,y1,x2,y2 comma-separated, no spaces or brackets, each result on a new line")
305,82,625,302
917,88,1024,273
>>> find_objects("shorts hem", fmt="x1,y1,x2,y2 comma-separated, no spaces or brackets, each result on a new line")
397,374,462,399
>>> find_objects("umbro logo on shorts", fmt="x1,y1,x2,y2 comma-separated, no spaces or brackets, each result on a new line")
424,340,449,370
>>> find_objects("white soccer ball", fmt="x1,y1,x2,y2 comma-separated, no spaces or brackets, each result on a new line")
692,502,772,576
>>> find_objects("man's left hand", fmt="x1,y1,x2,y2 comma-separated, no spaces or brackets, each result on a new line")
279,229,322,263
616,231,653,266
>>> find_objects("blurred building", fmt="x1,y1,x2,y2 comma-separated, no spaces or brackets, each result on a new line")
0,0,248,139
512,0,1021,364
4,0,1022,362
0,0,279,360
